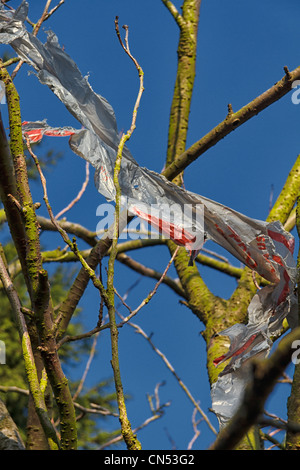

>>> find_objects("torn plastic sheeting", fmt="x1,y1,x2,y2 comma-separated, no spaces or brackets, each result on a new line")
22,120,78,143
22,120,298,284
0,2,293,273
0,1,298,428
23,118,296,284
27,122,298,428
211,322,273,424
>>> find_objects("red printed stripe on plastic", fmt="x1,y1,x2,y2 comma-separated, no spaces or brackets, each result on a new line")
133,207,196,247
213,333,258,366
267,229,294,254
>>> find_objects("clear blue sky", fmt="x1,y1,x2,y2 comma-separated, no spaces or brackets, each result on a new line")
2,0,300,450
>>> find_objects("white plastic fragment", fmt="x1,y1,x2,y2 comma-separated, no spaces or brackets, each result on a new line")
0,1,297,428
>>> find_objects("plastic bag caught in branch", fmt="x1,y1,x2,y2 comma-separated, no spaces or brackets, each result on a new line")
0,1,297,428
22,120,78,143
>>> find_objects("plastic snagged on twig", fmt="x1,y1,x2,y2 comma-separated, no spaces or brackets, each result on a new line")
0,1,298,427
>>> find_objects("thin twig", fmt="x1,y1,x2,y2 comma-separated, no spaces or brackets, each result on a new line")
72,331,99,401
187,406,201,450
0,385,29,396
25,137,108,304
97,383,170,450
0,1,13,10
115,246,180,326
161,0,186,30
44,0,65,21
55,162,90,220
33,0,53,36
56,325,101,349
200,247,229,264
104,18,145,451
116,252,186,298
74,402,118,418
115,17,144,74
117,312,217,435
278,372,293,384
260,431,285,450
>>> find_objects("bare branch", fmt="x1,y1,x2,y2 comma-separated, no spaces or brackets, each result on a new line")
115,246,179,326
162,66,300,181
97,383,170,450
119,313,217,435
38,215,98,246
0,243,59,448
55,161,90,220
0,385,29,396
116,251,187,298
161,0,186,30
26,137,108,304
187,406,201,450
105,18,145,451
44,0,65,21
72,332,99,401
74,402,118,418
32,0,53,35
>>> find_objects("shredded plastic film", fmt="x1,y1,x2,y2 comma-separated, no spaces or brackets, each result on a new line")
0,1,297,428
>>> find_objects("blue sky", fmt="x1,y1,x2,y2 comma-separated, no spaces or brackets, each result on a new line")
1,0,300,450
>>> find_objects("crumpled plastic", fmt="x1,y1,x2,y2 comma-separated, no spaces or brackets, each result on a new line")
0,1,298,428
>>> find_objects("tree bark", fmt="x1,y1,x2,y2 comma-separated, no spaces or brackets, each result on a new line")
0,398,25,450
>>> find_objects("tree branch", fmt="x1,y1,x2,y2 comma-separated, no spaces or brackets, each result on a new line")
0,63,77,450
167,241,218,324
162,65,300,181
119,313,217,435
115,247,179,327
98,383,169,450
164,0,201,185
38,215,98,246
267,153,300,224
0,244,59,448
285,195,300,449
116,251,187,298
55,161,89,220
161,0,186,30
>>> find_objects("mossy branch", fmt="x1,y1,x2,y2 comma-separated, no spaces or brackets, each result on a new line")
162,1,218,325
161,0,186,30
162,65,300,182
104,17,144,451
0,63,77,450
164,0,201,185
285,195,300,450
0,246,59,449
25,138,108,319
209,326,300,450
267,154,300,224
